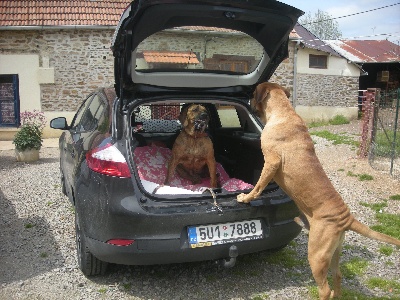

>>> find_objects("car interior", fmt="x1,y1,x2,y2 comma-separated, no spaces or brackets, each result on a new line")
128,100,267,196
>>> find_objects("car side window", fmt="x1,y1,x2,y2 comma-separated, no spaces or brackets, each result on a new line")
70,94,105,133
79,95,105,132
70,94,94,131
217,106,241,127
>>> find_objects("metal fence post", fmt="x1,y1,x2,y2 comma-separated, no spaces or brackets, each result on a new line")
390,88,400,176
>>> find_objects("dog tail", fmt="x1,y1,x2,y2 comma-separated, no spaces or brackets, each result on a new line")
349,219,400,246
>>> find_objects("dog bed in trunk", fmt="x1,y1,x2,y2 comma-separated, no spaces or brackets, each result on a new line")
133,145,254,195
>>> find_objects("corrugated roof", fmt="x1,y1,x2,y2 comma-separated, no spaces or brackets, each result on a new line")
143,51,200,64
0,0,131,27
326,40,400,63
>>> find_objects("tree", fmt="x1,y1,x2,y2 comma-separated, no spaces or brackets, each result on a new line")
300,10,342,40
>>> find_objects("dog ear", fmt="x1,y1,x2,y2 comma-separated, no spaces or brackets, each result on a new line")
283,87,290,98
255,84,270,103
179,105,190,127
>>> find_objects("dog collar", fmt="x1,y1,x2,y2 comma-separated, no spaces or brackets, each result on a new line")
183,129,208,139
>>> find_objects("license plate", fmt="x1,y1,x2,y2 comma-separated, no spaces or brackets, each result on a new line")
188,220,263,248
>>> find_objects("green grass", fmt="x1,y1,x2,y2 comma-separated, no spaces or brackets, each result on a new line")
24,223,35,229
371,213,400,239
360,201,388,213
367,278,400,295
389,194,400,200
373,130,400,157
385,261,395,267
310,130,359,147
329,115,350,125
379,245,394,256
347,170,358,177
341,258,369,279
308,115,350,128
347,171,374,181
308,258,398,299
308,285,395,300
360,199,400,239
251,293,269,300
358,173,374,181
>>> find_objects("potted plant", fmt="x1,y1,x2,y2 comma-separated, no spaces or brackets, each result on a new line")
13,110,46,162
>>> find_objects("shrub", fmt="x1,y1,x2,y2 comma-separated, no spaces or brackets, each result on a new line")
329,115,350,125
13,110,46,151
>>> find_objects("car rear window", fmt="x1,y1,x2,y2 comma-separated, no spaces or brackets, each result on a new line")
135,26,263,75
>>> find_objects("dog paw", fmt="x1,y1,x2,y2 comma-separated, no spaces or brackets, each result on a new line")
237,193,252,203
330,290,341,298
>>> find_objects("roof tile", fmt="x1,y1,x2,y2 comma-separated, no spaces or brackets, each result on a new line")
143,51,200,64
0,0,131,27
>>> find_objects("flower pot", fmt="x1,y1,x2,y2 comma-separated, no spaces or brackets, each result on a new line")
15,148,40,162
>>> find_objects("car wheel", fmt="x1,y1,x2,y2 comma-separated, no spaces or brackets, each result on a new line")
75,210,108,276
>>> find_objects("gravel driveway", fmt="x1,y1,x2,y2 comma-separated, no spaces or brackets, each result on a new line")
1,121,399,300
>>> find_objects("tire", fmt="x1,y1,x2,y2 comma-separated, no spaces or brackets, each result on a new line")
75,210,108,276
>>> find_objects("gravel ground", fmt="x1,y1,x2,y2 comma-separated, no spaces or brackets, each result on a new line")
0,120,399,300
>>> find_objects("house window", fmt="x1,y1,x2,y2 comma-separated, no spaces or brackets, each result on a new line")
207,60,249,73
309,54,328,69
0,75,19,127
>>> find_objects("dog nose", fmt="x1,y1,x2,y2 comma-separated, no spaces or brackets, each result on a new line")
200,112,208,120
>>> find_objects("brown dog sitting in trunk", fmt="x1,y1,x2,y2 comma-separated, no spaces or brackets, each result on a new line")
237,82,400,300
165,104,218,188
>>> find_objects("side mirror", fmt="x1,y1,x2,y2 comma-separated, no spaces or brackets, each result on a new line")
50,117,69,130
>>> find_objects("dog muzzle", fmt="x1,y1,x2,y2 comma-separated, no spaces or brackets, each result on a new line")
194,119,207,132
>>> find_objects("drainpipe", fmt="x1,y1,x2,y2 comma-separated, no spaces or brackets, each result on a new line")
292,40,300,107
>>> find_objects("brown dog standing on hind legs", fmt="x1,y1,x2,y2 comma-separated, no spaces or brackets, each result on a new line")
165,104,218,188
237,82,400,300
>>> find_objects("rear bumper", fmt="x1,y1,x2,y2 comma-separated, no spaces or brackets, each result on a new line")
86,220,301,265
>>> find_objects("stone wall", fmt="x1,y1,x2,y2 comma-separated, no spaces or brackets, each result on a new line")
0,29,115,112
0,29,358,117
270,43,295,97
295,73,359,107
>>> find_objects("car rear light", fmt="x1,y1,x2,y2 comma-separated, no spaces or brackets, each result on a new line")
106,239,135,246
86,143,131,178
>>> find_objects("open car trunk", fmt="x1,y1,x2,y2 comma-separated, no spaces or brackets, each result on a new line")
128,98,279,198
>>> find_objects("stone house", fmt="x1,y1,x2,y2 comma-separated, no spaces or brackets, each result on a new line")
0,1,360,140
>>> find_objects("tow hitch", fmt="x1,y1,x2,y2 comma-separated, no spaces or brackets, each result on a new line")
218,245,238,268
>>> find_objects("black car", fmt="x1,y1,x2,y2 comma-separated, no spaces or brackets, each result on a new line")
50,0,303,276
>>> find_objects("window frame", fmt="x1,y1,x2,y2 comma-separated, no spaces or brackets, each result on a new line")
309,54,328,69
0,74,20,127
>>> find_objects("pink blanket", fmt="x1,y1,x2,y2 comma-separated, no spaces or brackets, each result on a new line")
133,145,254,192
